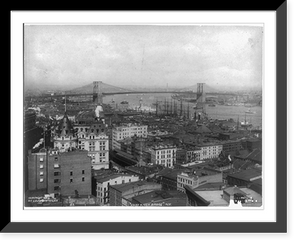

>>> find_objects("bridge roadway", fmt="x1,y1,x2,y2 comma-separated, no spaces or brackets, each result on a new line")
26,90,237,99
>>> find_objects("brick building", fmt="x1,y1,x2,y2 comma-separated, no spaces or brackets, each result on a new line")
27,148,92,198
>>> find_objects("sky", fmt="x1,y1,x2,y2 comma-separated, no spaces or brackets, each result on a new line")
24,25,263,91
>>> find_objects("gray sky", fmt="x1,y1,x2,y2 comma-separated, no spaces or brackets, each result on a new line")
24,25,262,91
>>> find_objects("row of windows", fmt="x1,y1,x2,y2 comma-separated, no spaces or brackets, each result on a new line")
156,154,173,159
178,178,193,186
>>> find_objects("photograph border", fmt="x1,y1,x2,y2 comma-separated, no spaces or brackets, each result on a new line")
4,2,287,233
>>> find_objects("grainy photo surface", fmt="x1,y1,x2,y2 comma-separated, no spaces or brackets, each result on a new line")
24,25,263,207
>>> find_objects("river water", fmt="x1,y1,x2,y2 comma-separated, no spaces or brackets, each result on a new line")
104,93,262,128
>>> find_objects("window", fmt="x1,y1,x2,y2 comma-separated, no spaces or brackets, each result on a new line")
39,178,44,183
82,170,85,174
70,178,73,183
40,171,44,176
39,164,44,169
39,157,44,162
54,179,60,183
54,164,60,169
70,171,73,176
82,177,85,182
54,186,59,191
54,171,60,176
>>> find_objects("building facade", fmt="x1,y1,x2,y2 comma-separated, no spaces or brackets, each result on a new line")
94,174,139,205
75,122,109,170
112,124,148,150
177,172,223,193
186,144,223,162
222,140,242,153
149,145,177,168
27,148,92,198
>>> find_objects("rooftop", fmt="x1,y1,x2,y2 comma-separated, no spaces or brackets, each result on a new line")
131,190,187,206
194,182,226,191
94,173,135,183
239,187,262,207
245,148,262,163
126,165,164,176
195,190,228,206
110,180,161,193
223,186,248,196
227,169,262,181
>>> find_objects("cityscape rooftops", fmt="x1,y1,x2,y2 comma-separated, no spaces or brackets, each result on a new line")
194,182,226,191
150,144,176,150
223,186,248,196
110,180,160,193
94,173,135,183
131,190,187,206
227,169,262,182
194,190,229,206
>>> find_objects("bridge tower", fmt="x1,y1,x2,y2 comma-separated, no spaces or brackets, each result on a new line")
195,83,206,119
93,81,103,105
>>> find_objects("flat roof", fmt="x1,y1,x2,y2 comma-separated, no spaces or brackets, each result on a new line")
194,182,226,191
223,186,248,196
227,169,262,181
110,180,161,192
132,190,186,205
239,188,262,207
195,190,229,206
94,174,134,183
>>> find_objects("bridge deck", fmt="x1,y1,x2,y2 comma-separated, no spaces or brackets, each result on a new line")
26,90,237,99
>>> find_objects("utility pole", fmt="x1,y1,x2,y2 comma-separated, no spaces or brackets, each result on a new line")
64,92,67,113
187,102,190,120
164,98,168,115
180,100,183,116
174,99,176,117
155,99,158,116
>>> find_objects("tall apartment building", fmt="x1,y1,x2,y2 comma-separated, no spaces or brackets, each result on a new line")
112,124,148,150
74,122,109,170
186,144,223,162
94,174,139,205
27,148,92,198
149,145,177,168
